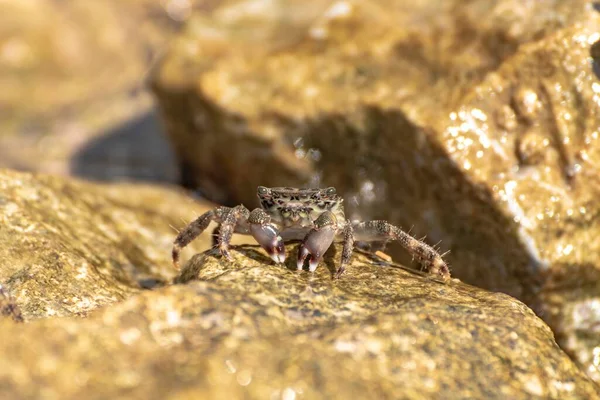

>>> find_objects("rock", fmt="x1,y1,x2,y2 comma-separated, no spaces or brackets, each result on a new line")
0,168,215,319
151,0,600,380
151,0,592,203
1,244,598,399
438,21,600,382
0,0,206,182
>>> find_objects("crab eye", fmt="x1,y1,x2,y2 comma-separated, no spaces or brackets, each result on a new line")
282,210,290,217
325,187,336,195
257,186,269,195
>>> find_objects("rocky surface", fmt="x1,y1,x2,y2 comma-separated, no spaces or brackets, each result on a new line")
0,168,215,319
0,168,596,398
151,0,600,380
1,244,599,399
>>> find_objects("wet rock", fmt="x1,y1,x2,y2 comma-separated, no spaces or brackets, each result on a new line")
1,244,598,399
0,168,214,319
437,19,600,382
151,0,600,380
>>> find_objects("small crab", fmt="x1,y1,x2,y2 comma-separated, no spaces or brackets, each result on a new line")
172,186,450,280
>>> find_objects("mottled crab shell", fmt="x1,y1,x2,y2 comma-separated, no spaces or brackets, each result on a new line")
256,186,345,228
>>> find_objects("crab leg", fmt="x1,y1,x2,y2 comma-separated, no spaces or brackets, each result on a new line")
173,207,225,269
0,285,23,323
172,205,249,269
248,208,286,263
335,220,354,278
297,211,338,272
353,221,450,280
216,205,250,260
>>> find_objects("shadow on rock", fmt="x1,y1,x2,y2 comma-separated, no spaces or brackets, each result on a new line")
70,109,179,184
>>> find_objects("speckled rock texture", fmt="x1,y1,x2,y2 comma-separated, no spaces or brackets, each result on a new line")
151,0,600,381
1,244,599,399
0,168,213,319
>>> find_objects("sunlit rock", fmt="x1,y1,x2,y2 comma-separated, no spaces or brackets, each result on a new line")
1,244,598,398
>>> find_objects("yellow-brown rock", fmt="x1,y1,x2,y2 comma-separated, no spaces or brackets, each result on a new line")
1,244,599,399
0,168,213,319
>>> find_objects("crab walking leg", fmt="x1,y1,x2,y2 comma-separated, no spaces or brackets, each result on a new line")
248,208,286,263
335,220,354,278
216,205,250,260
298,211,338,272
0,285,24,323
353,221,450,280
172,206,229,269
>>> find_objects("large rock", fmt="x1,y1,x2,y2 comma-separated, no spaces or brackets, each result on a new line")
0,168,597,397
151,0,600,380
0,168,214,319
1,245,599,399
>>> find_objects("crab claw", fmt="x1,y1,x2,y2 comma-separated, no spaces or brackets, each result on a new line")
297,243,312,271
250,223,286,264
297,212,337,272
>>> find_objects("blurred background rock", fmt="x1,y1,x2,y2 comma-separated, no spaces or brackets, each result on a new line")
0,0,218,182
0,0,334,183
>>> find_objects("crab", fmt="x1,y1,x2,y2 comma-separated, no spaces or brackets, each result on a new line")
172,186,450,280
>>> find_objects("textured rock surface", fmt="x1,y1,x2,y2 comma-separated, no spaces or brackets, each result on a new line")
0,168,214,319
151,0,600,380
1,245,599,399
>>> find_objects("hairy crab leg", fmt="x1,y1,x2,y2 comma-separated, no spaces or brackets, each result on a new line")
297,211,338,272
248,208,286,263
0,285,23,323
335,220,354,278
352,221,450,280
172,205,249,269
215,205,250,260
172,207,227,269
